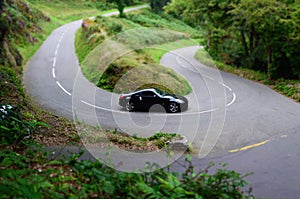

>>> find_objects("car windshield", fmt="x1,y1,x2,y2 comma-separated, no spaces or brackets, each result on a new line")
154,88,166,96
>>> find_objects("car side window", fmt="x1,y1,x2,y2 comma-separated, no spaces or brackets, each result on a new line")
141,91,155,97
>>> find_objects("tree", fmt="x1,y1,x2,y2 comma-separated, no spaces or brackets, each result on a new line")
229,0,294,79
147,0,170,13
0,0,8,65
107,0,132,17
165,0,300,79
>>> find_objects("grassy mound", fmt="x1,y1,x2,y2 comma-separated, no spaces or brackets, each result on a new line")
75,10,204,95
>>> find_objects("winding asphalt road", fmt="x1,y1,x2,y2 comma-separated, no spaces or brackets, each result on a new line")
23,9,300,198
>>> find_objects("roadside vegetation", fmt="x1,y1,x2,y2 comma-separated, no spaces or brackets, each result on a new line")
165,0,300,102
0,0,255,198
195,49,300,102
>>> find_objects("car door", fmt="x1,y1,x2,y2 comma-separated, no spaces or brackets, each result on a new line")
130,93,143,110
140,91,157,109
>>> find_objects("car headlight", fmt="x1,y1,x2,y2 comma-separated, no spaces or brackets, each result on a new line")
175,99,184,104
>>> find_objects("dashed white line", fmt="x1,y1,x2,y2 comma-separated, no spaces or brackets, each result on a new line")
52,68,56,78
176,56,188,68
56,81,72,96
81,100,125,114
202,74,215,81
53,57,56,67
226,92,236,107
219,81,233,92
175,54,237,108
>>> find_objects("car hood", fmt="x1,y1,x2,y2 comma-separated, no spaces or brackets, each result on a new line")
164,95,188,103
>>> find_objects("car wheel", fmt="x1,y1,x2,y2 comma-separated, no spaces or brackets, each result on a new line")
168,102,180,113
126,101,135,112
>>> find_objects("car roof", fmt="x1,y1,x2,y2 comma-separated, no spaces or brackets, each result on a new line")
121,88,164,95
133,88,157,94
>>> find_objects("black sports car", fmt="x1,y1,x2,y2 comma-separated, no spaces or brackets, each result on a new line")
119,88,188,113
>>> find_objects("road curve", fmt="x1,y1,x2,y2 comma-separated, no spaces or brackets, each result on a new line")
23,11,300,198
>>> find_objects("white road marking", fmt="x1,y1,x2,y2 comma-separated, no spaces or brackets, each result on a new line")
81,100,125,114
56,81,72,96
52,68,56,78
52,7,148,98
176,56,187,68
52,32,66,82
81,99,217,115
202,74,215,81
170,108,218,116
219,81,232,92
226,92,236,107
175,54,237,108
52,57,56,67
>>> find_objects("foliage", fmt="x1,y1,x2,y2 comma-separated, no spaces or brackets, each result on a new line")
0,143,254,198
147,0,170,13
165,0,300,80
126,9,203,38
108,131,179,151
274,80,300,102
107,0,144,17
0,104,49,147
0,0,49,67
0,66,25,103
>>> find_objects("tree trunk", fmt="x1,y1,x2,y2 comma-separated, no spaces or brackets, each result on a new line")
240,30,249,66
267,46,272,80
249,26,255,52
118,4,125,17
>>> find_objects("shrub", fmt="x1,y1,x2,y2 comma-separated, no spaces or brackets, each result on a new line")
0,104,48,147
0,146,254,198
108,22,123,35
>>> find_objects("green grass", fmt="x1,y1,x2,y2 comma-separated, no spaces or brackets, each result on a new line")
194,48,216,68
145,39,199,63
20,1,146,65
273,80,300,102
27,0,102,21
126,9,204,39
19,1,99,63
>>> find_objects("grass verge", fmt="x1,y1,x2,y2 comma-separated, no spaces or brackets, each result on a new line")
77,124,184,152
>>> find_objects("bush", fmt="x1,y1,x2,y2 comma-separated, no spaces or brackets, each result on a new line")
108,22,123,35
0,146,254,198
0,104,31,146
0,104,48,147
